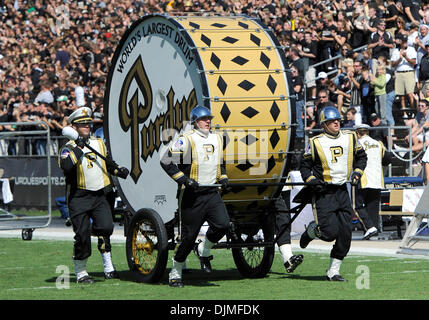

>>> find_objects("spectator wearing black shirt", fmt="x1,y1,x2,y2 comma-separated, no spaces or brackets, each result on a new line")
336,74,352,120
262,0,276,15
313,88,337,129
368,20,395,73
79,42,94,71
402,0,422,25
288,47,306,80
273,22,285,40
348,59,364,108
328,79,340,105
394,16,408,40
384,0,400,36
419,44,429,85
0,106,11,155
318,13,337,71
290,65,305,138
369,113,388,147
367,6,380,34
279,20,293,41
333,20,349,51
52,80,70,105
344,0,355,21
361,67,375,124
299,32,318,100
337,10,354,32
351,4,370,48
30,60,43,92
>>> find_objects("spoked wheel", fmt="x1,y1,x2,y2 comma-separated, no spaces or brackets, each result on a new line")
231,216,275,278
126,208,168,283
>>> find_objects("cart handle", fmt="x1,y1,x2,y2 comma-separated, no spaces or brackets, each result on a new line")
199,182,311,188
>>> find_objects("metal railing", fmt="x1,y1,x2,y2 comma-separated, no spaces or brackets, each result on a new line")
0,121,52,231
300,44,369,144
0,130,67,157
0,135,63,157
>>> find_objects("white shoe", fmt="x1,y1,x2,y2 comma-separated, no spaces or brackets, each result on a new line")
393,144,407,157
362,227,378,240
393,143,408,151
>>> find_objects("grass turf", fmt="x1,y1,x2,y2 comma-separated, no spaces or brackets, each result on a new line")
1,238,429,300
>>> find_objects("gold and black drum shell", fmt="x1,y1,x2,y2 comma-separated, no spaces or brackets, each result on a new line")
105,14,295,222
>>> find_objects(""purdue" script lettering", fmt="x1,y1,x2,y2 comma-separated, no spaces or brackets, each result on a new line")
118,56,196,183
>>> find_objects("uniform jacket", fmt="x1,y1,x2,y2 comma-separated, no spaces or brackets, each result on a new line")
160,129,227,187
58,136,117,197
358,134,391,189
300,130,367,185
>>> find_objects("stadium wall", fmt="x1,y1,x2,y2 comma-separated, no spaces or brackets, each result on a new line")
0,157,64,210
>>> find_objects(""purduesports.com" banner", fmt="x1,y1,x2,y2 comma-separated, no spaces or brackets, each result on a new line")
0,157,65,210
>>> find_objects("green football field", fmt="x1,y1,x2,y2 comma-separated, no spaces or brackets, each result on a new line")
1,238,428,301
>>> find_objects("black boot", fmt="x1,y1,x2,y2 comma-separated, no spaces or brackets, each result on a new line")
169,278,184,288
326,274,348,282
284,254,304,273
76,275,95,284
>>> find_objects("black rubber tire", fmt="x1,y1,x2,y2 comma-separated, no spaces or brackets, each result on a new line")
22,228,33,241
125,208,169,283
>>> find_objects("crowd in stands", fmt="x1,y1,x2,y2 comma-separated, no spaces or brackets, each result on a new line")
0,0,429,165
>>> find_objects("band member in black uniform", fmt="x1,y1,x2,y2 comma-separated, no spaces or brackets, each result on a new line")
160,105,231,288
299,106,367,281
58,107,129,284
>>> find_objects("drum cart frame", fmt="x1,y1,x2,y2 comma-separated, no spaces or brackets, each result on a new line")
103,13,303,283
121,181,309,283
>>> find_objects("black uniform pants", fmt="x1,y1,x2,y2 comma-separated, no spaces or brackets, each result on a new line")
174,189,230,263
68,189,114,260
276,192,292,246
313,185,354,260
355,188,381,231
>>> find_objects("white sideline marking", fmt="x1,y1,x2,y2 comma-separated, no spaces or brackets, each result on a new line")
7,269,429,292
0,265,61,270
344,269,429,276
292,244,429,260
6,282,137,291
356,258,421,263
0,263,129,271
7,286,58,291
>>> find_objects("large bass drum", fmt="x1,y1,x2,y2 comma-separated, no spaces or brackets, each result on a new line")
105,14,295,225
